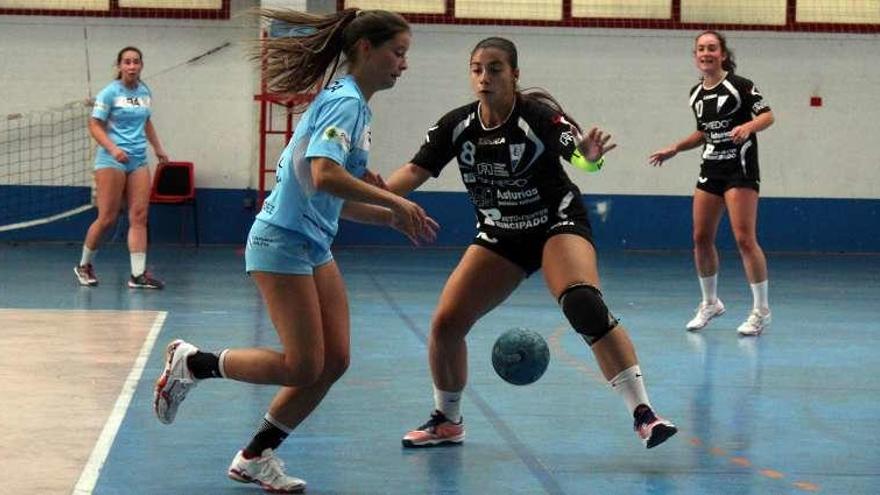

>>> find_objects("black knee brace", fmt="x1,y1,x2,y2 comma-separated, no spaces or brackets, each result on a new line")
558,283,619,345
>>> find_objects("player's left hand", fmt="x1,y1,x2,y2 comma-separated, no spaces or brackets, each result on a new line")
156,150,170,163
578,127,617,162
730,125,751,144
362,169,387,190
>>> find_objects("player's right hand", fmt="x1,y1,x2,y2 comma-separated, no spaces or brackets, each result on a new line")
111,147,129,163
390,198,439,246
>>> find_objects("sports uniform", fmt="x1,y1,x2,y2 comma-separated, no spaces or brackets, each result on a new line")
689,73,770,195
92,79,154,173
247,75,372,275
411,96,593,275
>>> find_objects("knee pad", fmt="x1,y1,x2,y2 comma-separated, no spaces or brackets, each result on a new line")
558,284,619,345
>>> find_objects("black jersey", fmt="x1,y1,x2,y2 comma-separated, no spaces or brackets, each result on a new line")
411,97,588,238
689,73,770,179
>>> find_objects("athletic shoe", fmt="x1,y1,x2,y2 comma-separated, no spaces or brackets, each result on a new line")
228,448,306,494
685,299,725,331
74,264,98,286
634,404,678,449
737,309,771,336
129,271,164,289
153,339,199,424
402,410,465,448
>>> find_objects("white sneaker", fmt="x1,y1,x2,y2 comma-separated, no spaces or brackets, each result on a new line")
685,299,726,331
153,339,199,425
228,449,306,493
737,309,771,336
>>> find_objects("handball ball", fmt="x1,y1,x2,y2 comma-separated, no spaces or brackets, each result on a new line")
491,328,550,386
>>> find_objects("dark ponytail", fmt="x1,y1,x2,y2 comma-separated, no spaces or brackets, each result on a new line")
471,36,582,133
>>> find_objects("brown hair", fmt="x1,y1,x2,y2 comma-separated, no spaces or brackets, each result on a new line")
115,46,143,80
471,36,582,133
254,8,409,112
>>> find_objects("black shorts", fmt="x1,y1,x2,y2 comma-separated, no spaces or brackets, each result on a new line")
472,218,594,277
696,175,760,197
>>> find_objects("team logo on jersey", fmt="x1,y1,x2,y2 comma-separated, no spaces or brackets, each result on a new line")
716,95,729,112
559,130,575,147
509,143,525,171
479,136,506,145
425,125,438,143
356,126,371,151
322,126,351,152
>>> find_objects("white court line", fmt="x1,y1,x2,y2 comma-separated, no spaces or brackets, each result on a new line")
71,311,167,495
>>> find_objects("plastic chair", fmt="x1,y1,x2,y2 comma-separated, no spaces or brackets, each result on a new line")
149,161,199,246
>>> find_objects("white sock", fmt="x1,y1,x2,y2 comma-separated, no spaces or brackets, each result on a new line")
433,385,462,423
131,252,146,277
609,365,651,415
264,412,293,435
80,245,96,266
750,280,769,313
218,349,230,378
699,274,718,304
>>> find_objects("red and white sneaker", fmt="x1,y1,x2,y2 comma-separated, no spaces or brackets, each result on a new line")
74,263,98,286
228,448,306,494
634,404,678,449
402,410,465,448
153,339,199,424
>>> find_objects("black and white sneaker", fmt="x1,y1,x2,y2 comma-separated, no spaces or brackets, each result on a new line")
74,264,98,286
128,271,164,289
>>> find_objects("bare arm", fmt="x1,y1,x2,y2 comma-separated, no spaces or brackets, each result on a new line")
648,130,705,166
144,118,169,163
730,111,775,144
89,117,128,163
385,162,433,196
312,158,435,245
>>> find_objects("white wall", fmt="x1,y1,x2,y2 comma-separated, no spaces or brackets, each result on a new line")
373,25,880,199
2,8,879,198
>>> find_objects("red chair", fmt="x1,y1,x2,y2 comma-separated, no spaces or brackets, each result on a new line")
150,161,199,246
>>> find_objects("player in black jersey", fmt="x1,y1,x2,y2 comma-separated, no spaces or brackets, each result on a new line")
387,37,677,450
649,31,775,336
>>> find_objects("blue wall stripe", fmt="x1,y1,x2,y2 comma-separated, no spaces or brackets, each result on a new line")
1,188,877,252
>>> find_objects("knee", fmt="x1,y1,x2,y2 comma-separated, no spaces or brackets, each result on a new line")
558,284,618,346
95,211,119,230
430,310,473,344
692,229,714,248
280,353,323,387
733,232,759,254
128,207,148,227
321,349,350,384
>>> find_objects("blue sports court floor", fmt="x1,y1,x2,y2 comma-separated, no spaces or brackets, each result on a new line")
1,243,878,494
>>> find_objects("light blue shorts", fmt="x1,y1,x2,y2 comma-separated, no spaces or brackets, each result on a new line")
245,219,333,275
94,148,148,174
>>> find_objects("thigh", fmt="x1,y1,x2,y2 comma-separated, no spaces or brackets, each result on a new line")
692,188,726,237
434,245,525,331
251,271,324,358
724,187,759,237
125,166,151,213
312,260,350,356
94,168,126,216
542,234,600,298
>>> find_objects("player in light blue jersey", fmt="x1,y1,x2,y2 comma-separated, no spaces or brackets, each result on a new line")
74,46,168,289
153,9,437,492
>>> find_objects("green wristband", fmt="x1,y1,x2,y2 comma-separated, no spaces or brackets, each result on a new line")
570,150,604,172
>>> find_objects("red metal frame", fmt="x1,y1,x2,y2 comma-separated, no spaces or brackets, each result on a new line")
252,93,314,208
336,0,880,34
0,0,230,19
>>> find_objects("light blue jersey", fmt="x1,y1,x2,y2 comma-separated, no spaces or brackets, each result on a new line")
92,79,153,169
256,75,371,250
